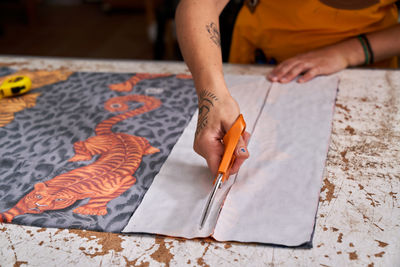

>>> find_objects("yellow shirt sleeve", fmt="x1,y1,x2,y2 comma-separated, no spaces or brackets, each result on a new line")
229,0,398,68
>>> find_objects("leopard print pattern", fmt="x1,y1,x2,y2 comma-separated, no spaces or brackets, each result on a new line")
0,70,197,232
0,67,15,77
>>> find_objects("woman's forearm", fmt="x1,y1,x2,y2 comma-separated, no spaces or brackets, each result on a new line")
175,0,230,97
363,23,400,64
175,0,248,176
342,24,400,67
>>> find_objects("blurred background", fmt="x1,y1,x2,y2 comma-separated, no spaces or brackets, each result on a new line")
0,0,242,61
1,1,398,63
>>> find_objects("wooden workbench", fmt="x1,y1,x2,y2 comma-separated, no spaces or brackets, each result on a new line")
0,56,399,267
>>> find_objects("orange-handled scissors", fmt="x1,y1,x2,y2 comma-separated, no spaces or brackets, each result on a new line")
199,114,246,229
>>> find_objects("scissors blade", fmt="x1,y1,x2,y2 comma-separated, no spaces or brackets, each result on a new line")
199,173,223,229
198,114,246,229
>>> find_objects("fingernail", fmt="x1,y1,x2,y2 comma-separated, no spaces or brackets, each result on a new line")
239,147,247,154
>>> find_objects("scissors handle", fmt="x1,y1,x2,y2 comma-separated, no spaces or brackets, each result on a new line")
217,114,246,183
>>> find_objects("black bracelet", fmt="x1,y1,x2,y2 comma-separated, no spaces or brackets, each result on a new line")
359,34,374,64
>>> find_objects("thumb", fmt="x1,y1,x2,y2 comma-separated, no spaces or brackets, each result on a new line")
229,131,251,174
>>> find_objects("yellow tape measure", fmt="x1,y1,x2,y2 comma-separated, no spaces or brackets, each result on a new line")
0,75,32,99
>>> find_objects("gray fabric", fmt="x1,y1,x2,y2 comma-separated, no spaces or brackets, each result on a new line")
0,71,197,232
123,75,338,247
214,76,338,246
0,67,16,77
122,75,270,238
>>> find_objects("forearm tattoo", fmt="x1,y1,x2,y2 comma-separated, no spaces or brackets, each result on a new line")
196,90,219,136
206,22,221,48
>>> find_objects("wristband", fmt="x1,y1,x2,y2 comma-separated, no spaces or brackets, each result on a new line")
357,34,374,65
357,35,370,65
359,34,374,64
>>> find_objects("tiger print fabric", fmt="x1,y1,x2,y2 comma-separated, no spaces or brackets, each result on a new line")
0,93,40,127
0,68,73,127
0,67,15,77
0,69,197,232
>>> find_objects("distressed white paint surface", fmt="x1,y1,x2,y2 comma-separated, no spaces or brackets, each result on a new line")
0,56,399,267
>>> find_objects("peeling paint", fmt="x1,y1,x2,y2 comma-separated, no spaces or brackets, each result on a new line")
150,236,174,266
337,233,343,243
68,229,123,258
345,125,355,135
348,251,358,260
336,103,350,113
13,261,28,267
320,178,335,203
340,150,349,164
123,256,149,267
197,257,210,267
366,192,379,207
374,251,385,258
375,240,388,248
373,223,384,231
196,241,211,267
54,229,64,236
224,243,232,249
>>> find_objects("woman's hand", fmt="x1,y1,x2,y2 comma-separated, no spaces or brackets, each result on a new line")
267,44,350,83
267,24,400,84
193,92,250,176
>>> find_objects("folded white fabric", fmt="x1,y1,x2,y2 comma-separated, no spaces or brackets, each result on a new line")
123,74,339,247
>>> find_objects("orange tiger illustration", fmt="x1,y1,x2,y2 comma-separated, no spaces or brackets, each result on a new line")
0,95,161,222
108,73,192,92
0,93,40,127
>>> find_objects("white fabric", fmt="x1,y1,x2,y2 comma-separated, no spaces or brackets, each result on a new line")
123,74,338,246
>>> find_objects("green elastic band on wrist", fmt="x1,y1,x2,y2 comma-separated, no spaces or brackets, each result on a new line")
357,35,370,65
360,34,374,64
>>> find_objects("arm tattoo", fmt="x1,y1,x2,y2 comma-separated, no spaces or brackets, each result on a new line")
206,22,221,48
196,90,219,136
